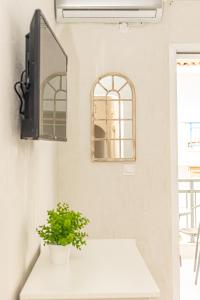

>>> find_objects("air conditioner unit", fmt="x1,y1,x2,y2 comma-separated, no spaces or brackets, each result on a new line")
55,0,163,24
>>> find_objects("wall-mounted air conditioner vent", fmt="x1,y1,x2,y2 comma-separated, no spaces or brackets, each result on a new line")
55,0,163,24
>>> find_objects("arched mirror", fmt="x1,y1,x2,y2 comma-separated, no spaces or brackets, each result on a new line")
91,73,136,161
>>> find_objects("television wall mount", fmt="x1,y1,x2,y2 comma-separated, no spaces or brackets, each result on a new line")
14,70,30,116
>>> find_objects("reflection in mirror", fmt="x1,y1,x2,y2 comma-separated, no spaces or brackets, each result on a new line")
94,121,106,138
107,121,120,139
107,101,119,119
94,84,107,98
40,14,67,140
94,101,106,119
41,73,67,140
121,121,132,139
114,75,127,90
107,91,119,100
108,140,120,159
120,101,132,119
100,76,113,91
120,84,132,99
91,73,136,161
121,140,135,159
94,140,106,159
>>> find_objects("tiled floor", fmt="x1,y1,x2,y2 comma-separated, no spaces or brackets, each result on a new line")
180,259,200,300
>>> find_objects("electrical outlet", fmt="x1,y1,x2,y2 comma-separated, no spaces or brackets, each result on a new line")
123,164,136,176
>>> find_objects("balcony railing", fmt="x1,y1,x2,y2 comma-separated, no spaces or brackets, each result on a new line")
179,179,200,242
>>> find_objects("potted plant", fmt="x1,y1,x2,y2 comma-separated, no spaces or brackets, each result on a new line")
37,202,89,265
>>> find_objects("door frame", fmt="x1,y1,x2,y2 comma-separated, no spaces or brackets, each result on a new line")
169,43,200,300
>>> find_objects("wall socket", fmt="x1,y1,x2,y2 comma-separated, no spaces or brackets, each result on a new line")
123,164,136,176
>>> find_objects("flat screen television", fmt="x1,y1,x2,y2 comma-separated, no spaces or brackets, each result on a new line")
17,10,68,141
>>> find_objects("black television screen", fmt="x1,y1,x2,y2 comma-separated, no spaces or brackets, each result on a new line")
21,9,68,141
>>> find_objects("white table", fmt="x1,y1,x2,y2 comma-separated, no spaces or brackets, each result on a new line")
20,239,160,300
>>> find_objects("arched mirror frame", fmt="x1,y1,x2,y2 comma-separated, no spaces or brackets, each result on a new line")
91,72,136,162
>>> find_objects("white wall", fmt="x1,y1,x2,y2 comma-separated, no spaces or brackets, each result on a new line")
0,1,58,299
57,3,200,300
2,2,200,300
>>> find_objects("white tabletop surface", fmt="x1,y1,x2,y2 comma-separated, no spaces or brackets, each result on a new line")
20,239,160,300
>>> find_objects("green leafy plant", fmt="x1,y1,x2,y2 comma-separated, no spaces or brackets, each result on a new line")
37,202,90,250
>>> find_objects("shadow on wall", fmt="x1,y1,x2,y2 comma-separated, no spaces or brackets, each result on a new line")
57,24,81,196
15,248,40,300
3,2,30,145
0,2,58,300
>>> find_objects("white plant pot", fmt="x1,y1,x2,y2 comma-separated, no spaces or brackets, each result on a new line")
49,245,71,265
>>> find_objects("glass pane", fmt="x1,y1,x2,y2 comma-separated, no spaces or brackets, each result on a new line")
43,125,54,137
49,76,61,90
121,121,132,139
107,121,120,139
120,101,132,119
114,76,127,91
40,12,67,140
94,121,106,138
43,111,53,119
62,76,67,90
55,111,66,121
94,84,107,97
55,121,66,127
56,90,66,100
56,101,66,112
107,91,119,100
43,101,54,111
120,84,132,99
121,140,134,159
107,140,120,159
43,85,55,100
99,76,112,91
107,101,119,119
43,118,54,125
94,140,107,159
94,101,106,119
55,125,66,138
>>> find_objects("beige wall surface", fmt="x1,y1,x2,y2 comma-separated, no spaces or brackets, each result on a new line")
0,1,58,300
1,1,200,300
57,3,200,300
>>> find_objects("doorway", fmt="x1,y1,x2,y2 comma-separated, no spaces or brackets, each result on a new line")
177,53,200,300
170,45,200,300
